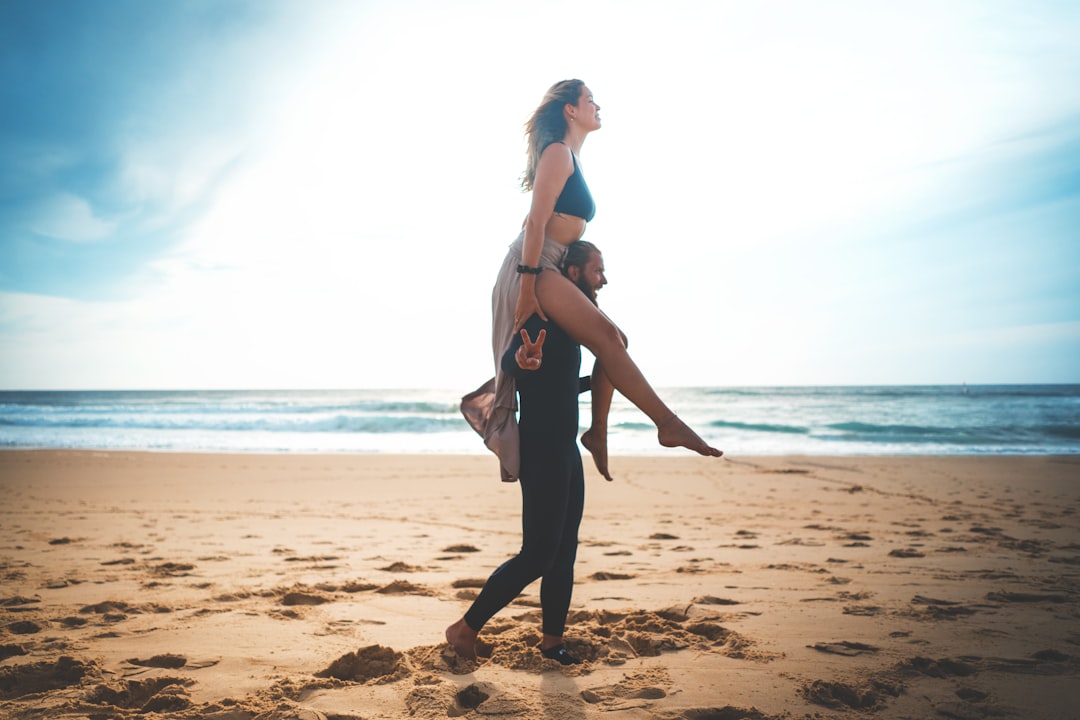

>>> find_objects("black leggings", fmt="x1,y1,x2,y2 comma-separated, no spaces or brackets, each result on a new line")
464,443,585,637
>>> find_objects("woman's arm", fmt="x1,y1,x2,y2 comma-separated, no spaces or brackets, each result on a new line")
515,143,573,331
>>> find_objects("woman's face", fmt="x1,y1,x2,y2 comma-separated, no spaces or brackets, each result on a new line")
570,85,601,131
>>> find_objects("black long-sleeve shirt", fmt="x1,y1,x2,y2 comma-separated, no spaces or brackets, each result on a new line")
501,315,590,448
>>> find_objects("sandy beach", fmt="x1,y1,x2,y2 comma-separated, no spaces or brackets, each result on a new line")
1,450,1078,719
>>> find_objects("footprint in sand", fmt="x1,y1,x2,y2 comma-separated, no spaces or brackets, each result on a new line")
808,641,880,656
676,564,707,574
284,555,341,567
889,548,925,558
801,678,901,711
455,682,491,709
101,558,136,567
656,707,780,720
324,580,379,594
454,682,530,715
149,562,196,578
838,531,873,546
589,571,635,581
902,651,1074,679
281,591,332,607
986,591,1067,604
899,656,978,678
910,595,977,620
0,596,40,608
451,578,486,600
132,654,219,670
843,605,883,617
956,687,989,702
0,644,29,661
6,620,44,635
315,644,407,684
125,654,188,669
375,580,435,596
87,676,192,714
442,544,480,553
79,600,134,621
581,669,671,711
402,679,460,717
405,679,531,717
0,656,94,700
693,595,741,606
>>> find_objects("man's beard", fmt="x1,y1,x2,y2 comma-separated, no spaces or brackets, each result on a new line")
575,277,598,305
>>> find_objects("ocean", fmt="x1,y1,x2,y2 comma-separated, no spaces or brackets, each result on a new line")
0,385,1077,456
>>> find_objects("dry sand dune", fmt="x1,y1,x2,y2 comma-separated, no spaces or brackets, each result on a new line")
1,451,1078,718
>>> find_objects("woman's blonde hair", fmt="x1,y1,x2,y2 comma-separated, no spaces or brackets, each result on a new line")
521,79,584,191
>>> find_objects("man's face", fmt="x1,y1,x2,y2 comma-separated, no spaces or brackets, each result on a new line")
569,251,606,304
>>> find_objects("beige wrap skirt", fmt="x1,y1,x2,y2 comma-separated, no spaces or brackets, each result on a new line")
460,230,570,481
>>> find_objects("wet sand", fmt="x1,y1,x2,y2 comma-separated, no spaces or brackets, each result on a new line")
1,451,1078,719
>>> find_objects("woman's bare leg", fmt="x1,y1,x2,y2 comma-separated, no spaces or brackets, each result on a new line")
581,359,614,480
535,271,721,457
582,322,630,479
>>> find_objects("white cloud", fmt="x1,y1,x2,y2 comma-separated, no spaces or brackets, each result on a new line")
29,193,116,243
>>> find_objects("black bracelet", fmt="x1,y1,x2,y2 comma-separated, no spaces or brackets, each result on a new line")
516,264,543,275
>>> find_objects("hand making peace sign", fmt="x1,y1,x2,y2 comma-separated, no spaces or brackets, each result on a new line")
514,328,546,371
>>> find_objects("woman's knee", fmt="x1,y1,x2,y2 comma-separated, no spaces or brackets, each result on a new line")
584,320,627,357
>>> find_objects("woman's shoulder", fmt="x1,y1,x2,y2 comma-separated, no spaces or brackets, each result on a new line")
537,141,573,173
539,140,572,159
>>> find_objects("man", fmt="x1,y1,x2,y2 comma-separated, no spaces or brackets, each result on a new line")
459,241,615,480
446,240,607,665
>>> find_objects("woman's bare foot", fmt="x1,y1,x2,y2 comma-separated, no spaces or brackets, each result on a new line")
445,618,478,661
657,415,723,457
581,426,613,481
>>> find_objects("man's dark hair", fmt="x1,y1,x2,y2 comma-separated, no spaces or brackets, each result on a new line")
561,240,600,277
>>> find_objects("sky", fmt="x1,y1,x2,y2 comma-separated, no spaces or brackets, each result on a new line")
1,0,1078,390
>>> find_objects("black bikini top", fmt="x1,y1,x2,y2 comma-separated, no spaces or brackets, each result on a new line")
551,144,596,222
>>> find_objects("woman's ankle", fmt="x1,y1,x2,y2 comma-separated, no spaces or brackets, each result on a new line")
656,412,679,429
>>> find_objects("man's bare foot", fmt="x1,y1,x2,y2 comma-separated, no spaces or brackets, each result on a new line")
445,618,478,661
657,415,723,457
581,427,613,481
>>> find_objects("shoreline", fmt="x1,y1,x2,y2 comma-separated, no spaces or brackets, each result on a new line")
9,447,1078,461
4,384,1077,457
2,451,1078,718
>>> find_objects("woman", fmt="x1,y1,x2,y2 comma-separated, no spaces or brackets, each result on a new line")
466,79,722,484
